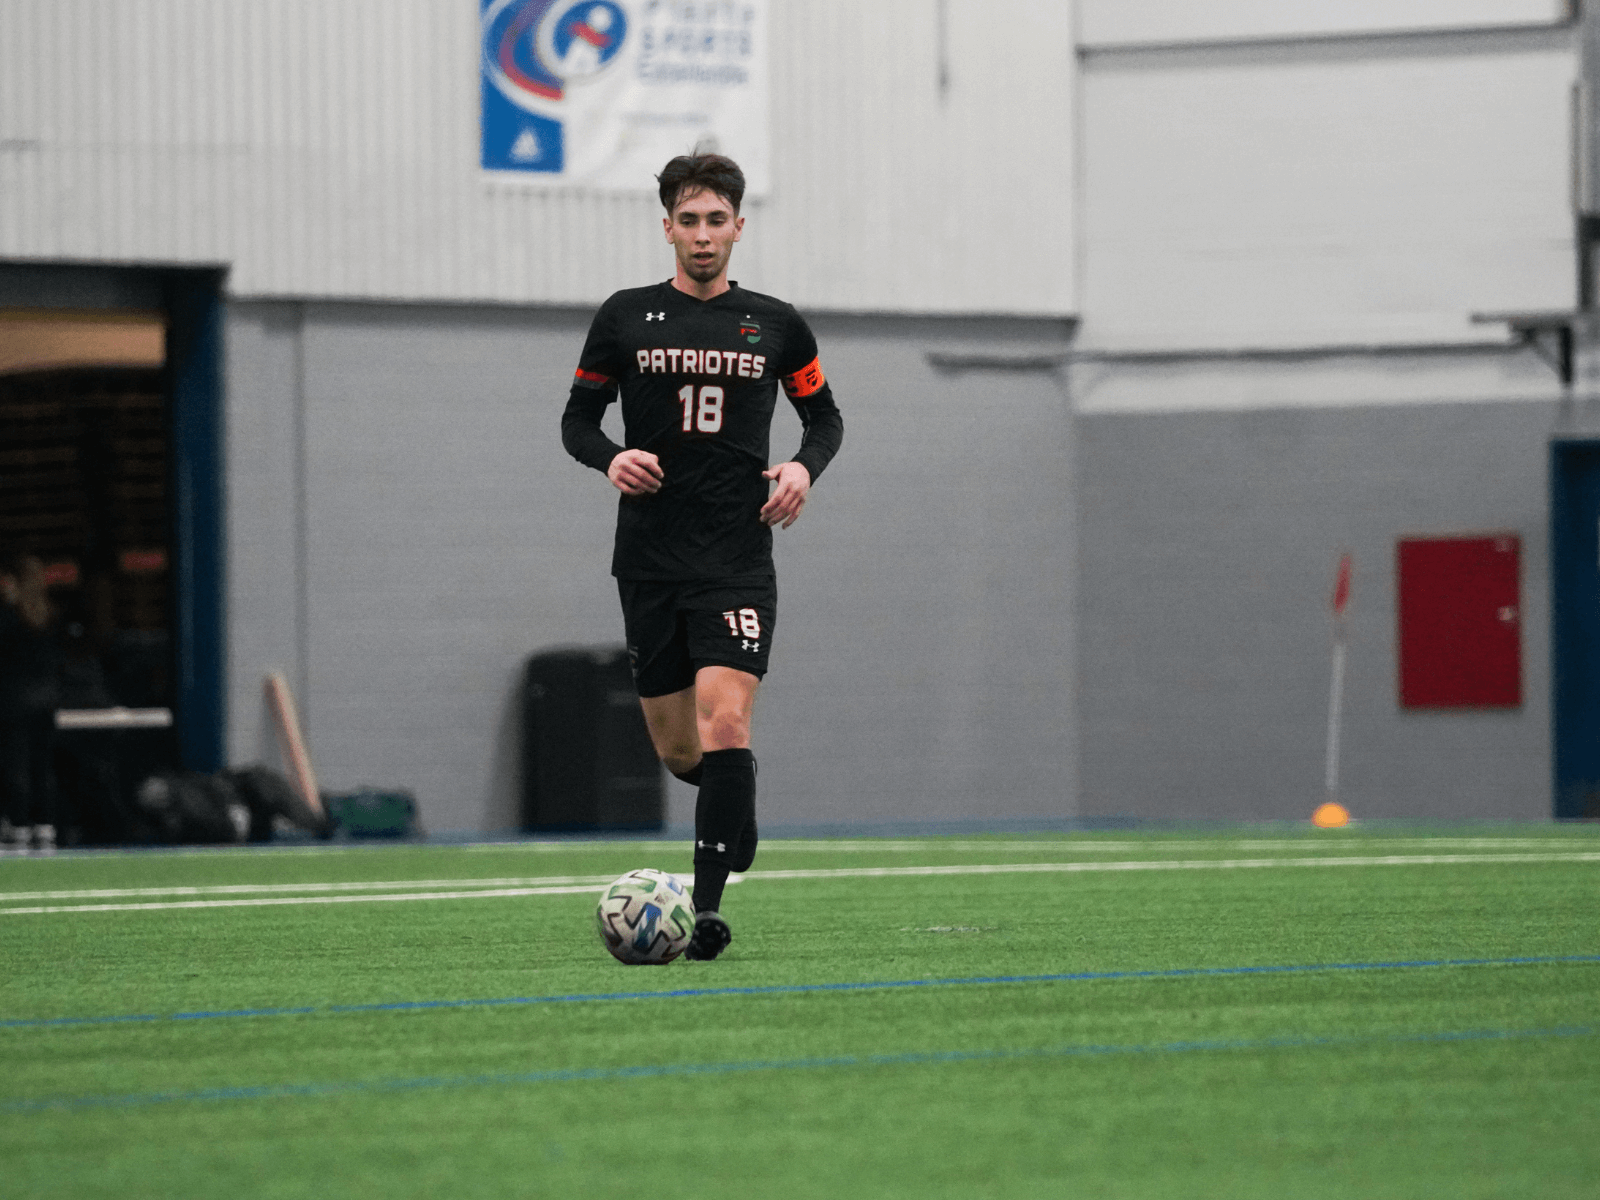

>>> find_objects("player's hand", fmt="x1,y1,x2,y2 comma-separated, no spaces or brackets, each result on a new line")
608,449,664,495
760,462,811,529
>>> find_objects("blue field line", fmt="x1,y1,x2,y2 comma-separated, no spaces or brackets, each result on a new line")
3,953,1598,1032
3,1023,1594,1114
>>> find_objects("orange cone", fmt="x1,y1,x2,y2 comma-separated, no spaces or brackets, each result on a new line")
1312,802,1350,828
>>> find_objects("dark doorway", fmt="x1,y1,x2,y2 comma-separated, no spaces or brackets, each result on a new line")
0,265,225,843
0,363,174,705
1550,440,1600,819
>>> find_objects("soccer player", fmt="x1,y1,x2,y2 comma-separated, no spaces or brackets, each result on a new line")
561,153,844,961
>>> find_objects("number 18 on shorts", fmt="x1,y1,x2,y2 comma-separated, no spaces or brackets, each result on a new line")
723,606,763,648
617,579,778,698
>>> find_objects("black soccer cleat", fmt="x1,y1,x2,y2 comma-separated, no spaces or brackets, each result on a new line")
684,911,732,961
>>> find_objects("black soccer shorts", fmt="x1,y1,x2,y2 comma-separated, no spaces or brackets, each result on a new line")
616,577,777,698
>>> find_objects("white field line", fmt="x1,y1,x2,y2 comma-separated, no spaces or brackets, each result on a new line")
740,852,1600,882
2,851,1597,915
0,876,620,902
1228,838,1594,851
465,837,1598,854
4,837,1590,863
6,840,1593,904
0,884,606,915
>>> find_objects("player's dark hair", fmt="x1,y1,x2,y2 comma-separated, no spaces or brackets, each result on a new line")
657,153,745,214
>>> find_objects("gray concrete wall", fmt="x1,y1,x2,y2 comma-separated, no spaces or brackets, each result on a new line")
778,317,1078,828
226,302,1078,834
225,304,304,777
1075,397,1558,821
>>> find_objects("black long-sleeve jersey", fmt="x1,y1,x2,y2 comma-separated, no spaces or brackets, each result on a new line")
562,280,844,581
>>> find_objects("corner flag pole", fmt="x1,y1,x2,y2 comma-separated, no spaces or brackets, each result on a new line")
266,671,324,818
1323,553,1353,801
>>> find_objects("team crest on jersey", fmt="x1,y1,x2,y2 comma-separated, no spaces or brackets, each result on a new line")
739,318,761,344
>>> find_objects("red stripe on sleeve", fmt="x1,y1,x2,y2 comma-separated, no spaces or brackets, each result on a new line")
574,367,613,385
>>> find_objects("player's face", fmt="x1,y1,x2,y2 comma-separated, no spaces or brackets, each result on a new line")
664,188,743,286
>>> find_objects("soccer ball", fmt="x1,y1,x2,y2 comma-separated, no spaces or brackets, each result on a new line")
595,869,696,965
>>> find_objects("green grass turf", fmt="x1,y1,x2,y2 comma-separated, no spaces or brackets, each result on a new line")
2,827,1598,1198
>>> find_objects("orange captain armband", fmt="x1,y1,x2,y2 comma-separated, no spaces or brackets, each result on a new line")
573,367,613,389
780,356,826,400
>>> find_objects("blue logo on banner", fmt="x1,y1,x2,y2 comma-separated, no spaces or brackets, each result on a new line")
481,0,629,174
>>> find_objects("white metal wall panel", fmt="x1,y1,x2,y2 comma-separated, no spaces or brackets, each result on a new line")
754,0,1076,315
0,1,1076,315
1078,43,1576,351
1078,0,1569,48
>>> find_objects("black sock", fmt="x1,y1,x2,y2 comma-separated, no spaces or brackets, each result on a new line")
693,862,731,914
670,761,704,787
729,807,758,873
693,748,755,911
729,753,758,871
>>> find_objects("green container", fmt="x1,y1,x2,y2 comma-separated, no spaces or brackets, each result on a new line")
323,789,419,839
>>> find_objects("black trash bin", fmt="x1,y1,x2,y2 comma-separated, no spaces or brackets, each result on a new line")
520,646,663,833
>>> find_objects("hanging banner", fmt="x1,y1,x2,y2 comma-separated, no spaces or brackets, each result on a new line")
480,0,769,195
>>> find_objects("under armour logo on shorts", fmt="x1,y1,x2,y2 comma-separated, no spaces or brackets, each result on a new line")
697,840,727,852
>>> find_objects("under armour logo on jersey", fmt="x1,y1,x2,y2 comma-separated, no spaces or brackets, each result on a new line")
645,311,666,321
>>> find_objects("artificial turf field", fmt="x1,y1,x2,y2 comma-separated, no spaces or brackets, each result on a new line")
2,827,1598,1199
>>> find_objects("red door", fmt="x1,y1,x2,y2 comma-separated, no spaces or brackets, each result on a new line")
1396,535,1521,708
